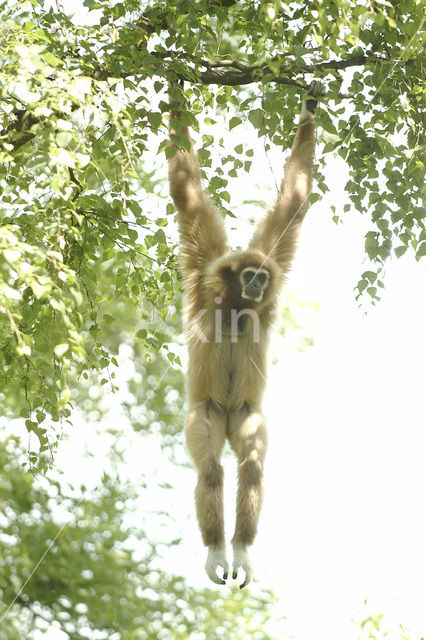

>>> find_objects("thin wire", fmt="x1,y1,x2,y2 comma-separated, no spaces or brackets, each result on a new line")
0,10,181,624
249,356,267,384
0,493,86,623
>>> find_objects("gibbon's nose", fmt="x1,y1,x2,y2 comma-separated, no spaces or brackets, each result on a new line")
244,280,262,299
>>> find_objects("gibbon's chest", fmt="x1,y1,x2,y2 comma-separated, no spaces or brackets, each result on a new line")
210,333,266,408
187,309,267,408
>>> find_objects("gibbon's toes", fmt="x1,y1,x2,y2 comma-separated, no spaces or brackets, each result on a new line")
309,79,325,98
232,545,253,589
205,545,229,586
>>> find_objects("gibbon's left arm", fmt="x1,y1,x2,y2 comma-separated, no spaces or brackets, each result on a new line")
249,80,324,272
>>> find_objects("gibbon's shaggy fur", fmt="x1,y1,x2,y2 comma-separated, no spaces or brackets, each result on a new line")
168,80,324,588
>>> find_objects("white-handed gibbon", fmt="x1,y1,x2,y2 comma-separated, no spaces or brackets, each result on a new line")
168,80,324,588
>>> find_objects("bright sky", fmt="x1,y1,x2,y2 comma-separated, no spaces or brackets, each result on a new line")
24,2,426,638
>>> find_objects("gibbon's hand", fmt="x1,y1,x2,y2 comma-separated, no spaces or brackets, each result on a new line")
232,545,253,589
303,79,325,118
205,545,229,585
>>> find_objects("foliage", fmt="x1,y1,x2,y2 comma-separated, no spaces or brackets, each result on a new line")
0,436,283,640
357,609,424,640
65,256,185,444
0,0,424,458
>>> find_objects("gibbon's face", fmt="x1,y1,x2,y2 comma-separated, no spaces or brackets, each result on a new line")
239,266,270,303
206,249,280,311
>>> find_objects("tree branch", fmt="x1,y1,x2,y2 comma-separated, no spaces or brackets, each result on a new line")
0,111,38,151
147,52,385,98
0,49,393,150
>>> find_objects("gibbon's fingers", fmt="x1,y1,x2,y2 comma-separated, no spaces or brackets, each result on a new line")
309,79,325,98
304,80,326,116
232,545,253,589
205,545,229,586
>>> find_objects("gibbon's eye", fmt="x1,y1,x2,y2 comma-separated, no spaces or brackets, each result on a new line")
257,272,266,285
242,270,256,284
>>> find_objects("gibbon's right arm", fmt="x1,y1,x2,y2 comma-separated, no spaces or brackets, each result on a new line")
249,80,325,272
168,96,228,274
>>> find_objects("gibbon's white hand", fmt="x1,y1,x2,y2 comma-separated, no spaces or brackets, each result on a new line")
232,545,253,589
205,545,229,585
301,79,325,118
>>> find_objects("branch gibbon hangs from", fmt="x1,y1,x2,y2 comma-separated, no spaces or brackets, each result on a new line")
168,80,324,588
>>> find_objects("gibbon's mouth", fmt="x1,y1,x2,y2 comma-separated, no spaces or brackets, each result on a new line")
241,290,263,303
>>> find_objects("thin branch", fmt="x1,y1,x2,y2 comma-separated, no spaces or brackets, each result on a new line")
143,48,415,98
0,110,38,151
69,168,83,201
144,51,402,98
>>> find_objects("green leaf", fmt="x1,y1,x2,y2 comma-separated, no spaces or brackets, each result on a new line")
248,109,264,130
416,243,426,260
54,343,69,358
148,112,162,129
229,117,242,130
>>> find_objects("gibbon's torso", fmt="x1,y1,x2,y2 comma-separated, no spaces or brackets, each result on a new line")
186,305,272,411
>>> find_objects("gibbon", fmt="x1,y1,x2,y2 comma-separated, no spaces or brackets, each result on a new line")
168,80,324,588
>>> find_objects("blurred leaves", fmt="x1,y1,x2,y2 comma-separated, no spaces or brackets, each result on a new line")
0,437,283,640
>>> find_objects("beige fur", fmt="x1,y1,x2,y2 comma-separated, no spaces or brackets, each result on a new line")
168,81,323,587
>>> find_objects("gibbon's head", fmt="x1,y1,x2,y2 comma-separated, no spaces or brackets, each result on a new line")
205,249,281,310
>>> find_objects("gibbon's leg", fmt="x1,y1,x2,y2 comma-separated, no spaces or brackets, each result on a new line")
228,406,268,588
185,401,228,585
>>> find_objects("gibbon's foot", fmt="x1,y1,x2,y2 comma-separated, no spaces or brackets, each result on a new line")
232,545,253,589
205,545,229,585
301,80,325,118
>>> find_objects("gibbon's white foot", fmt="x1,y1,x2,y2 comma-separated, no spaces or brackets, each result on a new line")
232,545,253,589
205,545,229,585
300,79,325,120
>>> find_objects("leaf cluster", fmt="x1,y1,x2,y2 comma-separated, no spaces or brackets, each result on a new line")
0,436,282,640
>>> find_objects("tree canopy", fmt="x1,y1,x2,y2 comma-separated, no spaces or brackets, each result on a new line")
0,0,425,459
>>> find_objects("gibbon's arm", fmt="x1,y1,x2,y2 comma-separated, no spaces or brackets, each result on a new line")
169,111,228,274
249,81,324,272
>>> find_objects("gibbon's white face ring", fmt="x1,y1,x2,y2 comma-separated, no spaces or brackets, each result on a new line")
239,267,270,302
